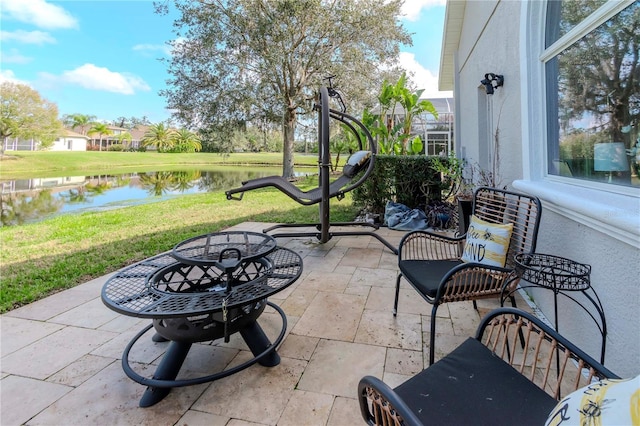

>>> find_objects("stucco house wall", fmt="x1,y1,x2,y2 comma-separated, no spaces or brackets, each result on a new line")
50,130,88,151
454,1,523,185
440,0,639,377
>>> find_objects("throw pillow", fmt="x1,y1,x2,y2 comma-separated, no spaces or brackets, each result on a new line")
545,375,639,426
460,215,513,267
343,150,371,178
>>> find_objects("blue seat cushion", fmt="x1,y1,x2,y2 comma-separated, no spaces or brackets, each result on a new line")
394,337,557,426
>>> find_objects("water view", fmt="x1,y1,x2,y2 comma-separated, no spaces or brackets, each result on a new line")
1,167,309,226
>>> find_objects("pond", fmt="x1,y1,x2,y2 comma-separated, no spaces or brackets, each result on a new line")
1,167,313,227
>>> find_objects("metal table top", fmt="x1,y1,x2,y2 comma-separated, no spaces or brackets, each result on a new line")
172,231,277,266
101,247,302,319
514,253,591,291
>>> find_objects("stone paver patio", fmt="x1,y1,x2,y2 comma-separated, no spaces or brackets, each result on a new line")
1,222,529,425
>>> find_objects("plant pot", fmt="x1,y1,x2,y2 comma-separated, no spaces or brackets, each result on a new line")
457,199,473,235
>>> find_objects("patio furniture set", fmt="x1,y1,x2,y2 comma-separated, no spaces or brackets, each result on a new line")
100,85,623,423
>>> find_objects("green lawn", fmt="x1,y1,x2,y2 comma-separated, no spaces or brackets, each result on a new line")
0,174,360,313
0,151,321,179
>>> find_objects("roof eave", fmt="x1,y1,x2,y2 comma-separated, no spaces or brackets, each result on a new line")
438,1,466,92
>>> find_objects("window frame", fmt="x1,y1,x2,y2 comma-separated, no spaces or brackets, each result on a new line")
516,0,639,249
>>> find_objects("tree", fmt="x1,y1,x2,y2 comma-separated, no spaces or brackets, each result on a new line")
364,73,437,155
114,131,133,150
172,128,202,152
141,123,177,152
88,122,113,151
0,82,62,152
556,2,639,142
113,116,152,129
63,113,96,135
157,0,411,178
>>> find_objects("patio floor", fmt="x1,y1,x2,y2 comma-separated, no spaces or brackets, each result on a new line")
1,222,530,426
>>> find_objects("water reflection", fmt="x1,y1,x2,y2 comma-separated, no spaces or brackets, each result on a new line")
0,168,291,226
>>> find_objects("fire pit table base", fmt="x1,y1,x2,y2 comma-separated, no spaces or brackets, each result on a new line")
122,301,287,407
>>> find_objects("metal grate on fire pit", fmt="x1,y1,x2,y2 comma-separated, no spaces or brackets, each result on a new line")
171,231,277,266
101,247,302,318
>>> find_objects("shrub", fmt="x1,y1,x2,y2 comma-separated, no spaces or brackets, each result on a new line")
108,144,124,151
352,155,444,218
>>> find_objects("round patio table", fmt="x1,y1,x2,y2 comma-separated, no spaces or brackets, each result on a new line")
101,231,302,407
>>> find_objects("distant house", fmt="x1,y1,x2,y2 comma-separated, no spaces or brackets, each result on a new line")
51,129,89,151
129,125,150,150
3,129,89,152
84,124,150,151
87,125,128,151
371,97,455,156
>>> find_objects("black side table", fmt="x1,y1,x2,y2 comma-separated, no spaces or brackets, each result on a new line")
511,253,607,364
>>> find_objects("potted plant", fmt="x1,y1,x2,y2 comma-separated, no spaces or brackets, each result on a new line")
431,153,474,234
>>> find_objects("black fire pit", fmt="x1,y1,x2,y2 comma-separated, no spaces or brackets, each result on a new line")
101,231,302,407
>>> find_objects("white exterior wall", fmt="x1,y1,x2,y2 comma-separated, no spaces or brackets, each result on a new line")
455,1,523,186
50,136,88,151
450,0,639,376
530,210,639,376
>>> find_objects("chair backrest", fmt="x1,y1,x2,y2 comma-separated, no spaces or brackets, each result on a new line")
473,187,542,269
476,308,619,399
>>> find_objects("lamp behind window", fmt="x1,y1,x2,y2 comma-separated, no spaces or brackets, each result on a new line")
594,142,629,183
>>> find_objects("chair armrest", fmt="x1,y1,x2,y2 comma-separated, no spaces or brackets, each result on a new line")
358,376,423,426
435,263,518,303
398,230,465,261
475,308,619,399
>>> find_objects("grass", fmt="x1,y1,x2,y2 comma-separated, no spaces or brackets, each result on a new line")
0,177,360,313
0,151,321,179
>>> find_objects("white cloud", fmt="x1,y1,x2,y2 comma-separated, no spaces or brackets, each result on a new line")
59,64,151,95
1,30,56,44
133,43,172,57
1,0,78,30
1,48,33,64
0,70,31,86
401,0,447,22
398,51,452,97
133,37,186,57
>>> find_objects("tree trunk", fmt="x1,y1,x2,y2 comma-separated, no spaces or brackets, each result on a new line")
282,106,296,178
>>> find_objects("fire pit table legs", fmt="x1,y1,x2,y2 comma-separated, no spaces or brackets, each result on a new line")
139,341,192,407
240,320,282,367
121,301,288,407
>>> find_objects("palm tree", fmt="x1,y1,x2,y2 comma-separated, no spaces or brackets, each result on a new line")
171,170,201,192
63,113,96,135
88,123,113,151
173,128,202,153
140,123,177,153
114,131,133,150
139,171,175,196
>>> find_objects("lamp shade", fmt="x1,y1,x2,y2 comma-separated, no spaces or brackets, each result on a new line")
594,142,630,172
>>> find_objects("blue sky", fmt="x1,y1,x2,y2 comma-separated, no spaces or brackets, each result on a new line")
0,0,450,125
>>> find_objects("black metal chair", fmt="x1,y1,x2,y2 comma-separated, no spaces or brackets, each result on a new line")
394,187,542,364
359,307,619,426
226,85,396,253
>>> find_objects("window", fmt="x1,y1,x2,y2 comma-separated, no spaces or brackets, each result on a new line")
543,1,639,188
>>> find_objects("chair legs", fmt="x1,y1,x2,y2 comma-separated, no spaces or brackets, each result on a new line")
429,304,439,365
393,273,402,317
395,274,441,365
396,274,519,366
